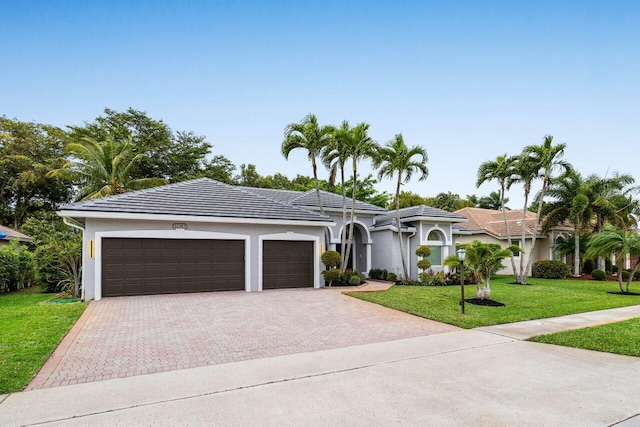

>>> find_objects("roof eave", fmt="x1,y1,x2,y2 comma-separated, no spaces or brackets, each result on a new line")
58,210,335,228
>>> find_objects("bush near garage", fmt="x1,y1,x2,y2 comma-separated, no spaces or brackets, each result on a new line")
533,260,571,280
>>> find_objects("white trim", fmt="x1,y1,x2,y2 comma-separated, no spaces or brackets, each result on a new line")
59,210,334,228
336,219,372,244
400,215,466,224
366,243,372,274
422,225,451,246
94,229,251,301
258,232,321,291
301,206,385,216
369,225,417,233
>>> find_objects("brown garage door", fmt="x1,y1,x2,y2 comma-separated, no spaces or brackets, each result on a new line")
102,238,245,297
263,240,314,289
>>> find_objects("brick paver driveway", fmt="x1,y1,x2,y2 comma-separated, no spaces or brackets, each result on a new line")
28,288,460,390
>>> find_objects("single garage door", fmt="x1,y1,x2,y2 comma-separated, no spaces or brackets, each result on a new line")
263,240,314,289
102,238,245,297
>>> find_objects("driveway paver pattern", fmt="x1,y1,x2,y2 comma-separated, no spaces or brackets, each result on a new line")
27,288,459,390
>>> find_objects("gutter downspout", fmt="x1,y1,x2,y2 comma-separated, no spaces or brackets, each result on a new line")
62,217,85,301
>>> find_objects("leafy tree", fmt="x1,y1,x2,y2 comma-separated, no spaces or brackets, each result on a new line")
374,133,428,280
459,240,519,300
68,108,213,182
282,114,335,215
0,117,72,227
541,168,591,276
522,135,570,282
477,153,518,275
236,164,262,187
586,225,640,293
425,192,474,212
48,136,166,200
394,191,429,209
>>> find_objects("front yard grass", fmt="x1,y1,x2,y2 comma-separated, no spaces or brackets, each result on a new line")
529,318,640,357
0,288,87,393
347,276,640,329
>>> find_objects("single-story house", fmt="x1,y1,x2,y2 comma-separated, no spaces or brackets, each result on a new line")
58,178,465,300
0,225,33,247
453,207,573,276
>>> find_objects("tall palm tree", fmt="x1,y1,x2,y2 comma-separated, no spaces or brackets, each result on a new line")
48,136,165,200
322,121,351,271
586,225,640,293
541,169,591,277
477,191,508,210
374,134,428,280
477,154,518,274
341,123,378,270
281,114,335,215
522,135,570,281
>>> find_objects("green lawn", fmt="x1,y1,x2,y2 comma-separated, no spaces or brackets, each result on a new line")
0,288,87,393
529,318,640,357
347,276,640,329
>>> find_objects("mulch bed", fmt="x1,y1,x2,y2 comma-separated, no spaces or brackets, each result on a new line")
466,298,505,307
606,291,640,296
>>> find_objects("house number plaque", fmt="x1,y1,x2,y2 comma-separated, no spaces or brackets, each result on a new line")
172,223,188,230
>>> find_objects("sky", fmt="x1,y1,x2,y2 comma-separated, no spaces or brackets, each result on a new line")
2,0,639,208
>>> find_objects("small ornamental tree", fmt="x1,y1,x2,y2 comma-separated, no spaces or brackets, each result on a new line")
415,245,432,282
321,250,341,270
462,240,519,300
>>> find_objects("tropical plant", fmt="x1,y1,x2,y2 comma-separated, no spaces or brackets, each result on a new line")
477,191,508,210
282,114,335,215
374,133,428,280
585,225,640,293
477,153,518,275
521,135,570,283
341,123,378,270
541,169,591,277
47,135,166,200
460,240,519,300
321,250,341,270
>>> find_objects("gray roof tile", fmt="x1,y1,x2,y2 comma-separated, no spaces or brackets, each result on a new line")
60,179,331,223
374,205,466,227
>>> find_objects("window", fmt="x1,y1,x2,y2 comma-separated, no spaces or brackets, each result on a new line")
512,240,521,257
427,246,442,265
426,230,444,266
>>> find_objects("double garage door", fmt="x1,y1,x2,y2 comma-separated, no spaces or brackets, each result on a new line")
102,238,313,297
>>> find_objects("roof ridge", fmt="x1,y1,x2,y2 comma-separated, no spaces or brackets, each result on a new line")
236,185,330,219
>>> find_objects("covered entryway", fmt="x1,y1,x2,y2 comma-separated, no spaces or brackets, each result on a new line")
102,238,245,296
262,240,314,289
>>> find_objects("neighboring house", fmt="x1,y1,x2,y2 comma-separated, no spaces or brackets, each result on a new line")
0,225,33,247
453,207,573,276
57,178,465,301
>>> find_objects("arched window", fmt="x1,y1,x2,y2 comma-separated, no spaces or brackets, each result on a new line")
553,235,565,261
425,230,444,265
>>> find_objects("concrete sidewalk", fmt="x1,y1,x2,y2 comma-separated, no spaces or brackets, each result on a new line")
476,304,640,340
1,329,640,426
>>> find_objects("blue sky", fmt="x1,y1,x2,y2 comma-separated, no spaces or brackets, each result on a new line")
2,1,638,208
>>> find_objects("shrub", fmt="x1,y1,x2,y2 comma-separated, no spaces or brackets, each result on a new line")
583,259,595,275
386,272,397,282
368,268,388,280
349,275,362,286
321,250,341,269
322,268,342,286
612,265,619,274
417,259,432,271
419,271,447,286
0,241,35,294
635,271,640,280
591,269,606,281
534,260,571,280
0,248,19,293
605,258,613,274
621,270,631,281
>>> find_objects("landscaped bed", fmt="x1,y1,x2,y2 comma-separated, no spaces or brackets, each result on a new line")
0,288,87,393
346,276,640,329
529,318,640,357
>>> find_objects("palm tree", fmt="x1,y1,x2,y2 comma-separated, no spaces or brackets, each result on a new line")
48,136,166,200
281,114,335,215
477,191,508,210
522,135,570,282
322,121,351,271
586,225,640,293
341,123,378,270
541,169,591,277
477,154,518,274
459,240,519,300
374,134,428,280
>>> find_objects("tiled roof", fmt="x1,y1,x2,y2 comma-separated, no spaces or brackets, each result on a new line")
240,186,387,213
373,205,466,227
60,179,331,223
454,207,544,238
0,225,33,242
